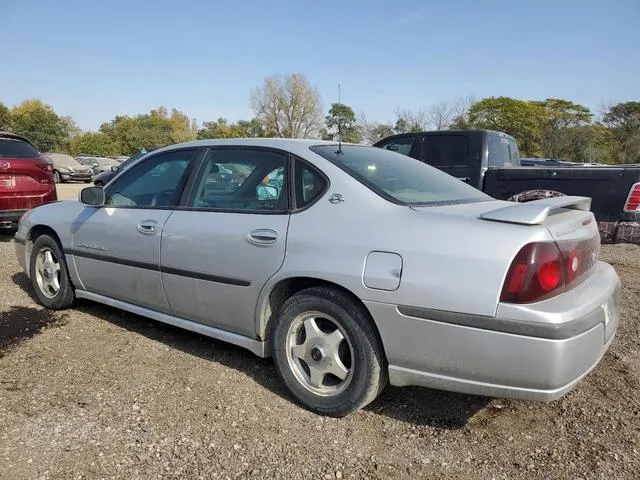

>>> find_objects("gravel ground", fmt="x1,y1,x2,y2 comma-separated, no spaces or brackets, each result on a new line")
0,237,638,480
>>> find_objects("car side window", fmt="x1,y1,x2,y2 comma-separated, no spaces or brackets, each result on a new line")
376,137,415,156
104,149,193,208
487,135,512,168
189,148,288,212
295,161,326,208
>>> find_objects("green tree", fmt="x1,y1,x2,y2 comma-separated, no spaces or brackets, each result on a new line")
169,108,197,143
532,98,592,158
9,99,69,152
603,101,640,163
468,96,543,156
99,108,177,154
0,102,10,130
324,103,361,143
69,132,119,156
197,117,266,139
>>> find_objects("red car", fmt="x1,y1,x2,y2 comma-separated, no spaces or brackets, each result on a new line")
0,131,57,230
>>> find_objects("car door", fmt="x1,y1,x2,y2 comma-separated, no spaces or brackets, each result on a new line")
160,147,290,338
71,147,198,311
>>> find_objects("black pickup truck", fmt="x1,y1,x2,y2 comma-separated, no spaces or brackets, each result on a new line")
374,130,640,244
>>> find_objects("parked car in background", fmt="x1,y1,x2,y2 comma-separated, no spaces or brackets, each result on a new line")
44,153,93,183
92,151,147,185
75,155,120,175
374,130,640,244
14,138,620,417
0,131,56,229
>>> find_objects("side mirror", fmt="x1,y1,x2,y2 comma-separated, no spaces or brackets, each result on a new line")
79,186,105,207
110,165,119,172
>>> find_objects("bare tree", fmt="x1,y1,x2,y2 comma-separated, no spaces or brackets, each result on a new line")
250,73,323,138
428,102,452,130
449,95,476,129
358,112,395,144
393,107,429,133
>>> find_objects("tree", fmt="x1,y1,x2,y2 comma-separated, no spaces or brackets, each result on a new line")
0,102,10,130
10,99,68,152
324,103,361,143
468,96,544,156
393,108,429,134
603,102,640,163
69,132,119,156
358,113,394,144
197,117,266,139
99,106,195,154
169,108,197,143
531,98,592,158
250,73,323,138
429,102,452,130
449,95,476,129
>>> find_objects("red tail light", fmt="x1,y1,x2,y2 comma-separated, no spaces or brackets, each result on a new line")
501,236,600,304
623,182,640,213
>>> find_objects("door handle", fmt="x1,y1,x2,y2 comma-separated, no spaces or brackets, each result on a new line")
137,220,159,235
247,229,279,246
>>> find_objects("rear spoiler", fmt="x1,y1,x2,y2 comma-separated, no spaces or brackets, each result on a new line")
479,196,592,225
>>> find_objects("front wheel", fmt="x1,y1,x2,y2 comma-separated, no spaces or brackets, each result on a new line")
29,234,75,310
53,171,61,183
272,286,387,417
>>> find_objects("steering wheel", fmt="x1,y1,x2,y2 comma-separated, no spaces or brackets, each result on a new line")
151,188,175,207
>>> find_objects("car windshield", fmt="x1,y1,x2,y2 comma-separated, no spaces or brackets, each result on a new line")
310,144,492,206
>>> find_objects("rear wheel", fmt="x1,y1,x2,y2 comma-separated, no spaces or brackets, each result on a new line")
29,234,75,310
272,286,387,417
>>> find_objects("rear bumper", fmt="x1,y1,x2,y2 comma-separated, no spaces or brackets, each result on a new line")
366,261,621,401
0,209,27,227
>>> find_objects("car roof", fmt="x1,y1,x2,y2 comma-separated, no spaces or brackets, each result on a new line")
151,138,348,157
0,131,36,148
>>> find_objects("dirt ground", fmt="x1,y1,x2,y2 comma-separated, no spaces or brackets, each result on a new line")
0,237,638,480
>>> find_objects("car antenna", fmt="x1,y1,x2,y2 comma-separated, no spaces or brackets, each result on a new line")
336,83,343,154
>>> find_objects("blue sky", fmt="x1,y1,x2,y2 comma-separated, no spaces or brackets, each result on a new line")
1,0,638,130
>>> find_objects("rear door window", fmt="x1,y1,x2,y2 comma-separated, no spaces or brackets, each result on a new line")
419,135,469,167
487,135,515,168
0,139,39,158
375,136,416,156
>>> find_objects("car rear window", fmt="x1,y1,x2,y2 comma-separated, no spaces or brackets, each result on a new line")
420,135,469,167
310,144,492,206
0,138,39,158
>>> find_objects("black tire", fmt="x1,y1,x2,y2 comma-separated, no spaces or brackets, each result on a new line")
53,171,61,183
84,179,91,183
94,181,103,187
272,286,387,417
29,234,75,310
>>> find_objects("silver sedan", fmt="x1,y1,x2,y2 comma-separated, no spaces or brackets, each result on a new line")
14,139,621,416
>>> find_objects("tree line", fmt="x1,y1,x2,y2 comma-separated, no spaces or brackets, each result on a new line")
1,73,638,164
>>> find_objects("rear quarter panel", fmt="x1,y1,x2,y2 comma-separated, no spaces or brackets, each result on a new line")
256,164,552,336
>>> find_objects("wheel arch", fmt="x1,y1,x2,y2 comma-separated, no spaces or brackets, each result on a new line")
24,225,65,278
257,275,386,360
